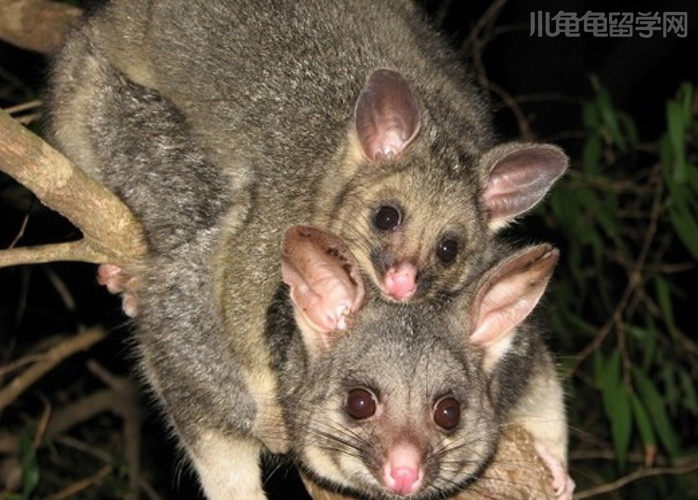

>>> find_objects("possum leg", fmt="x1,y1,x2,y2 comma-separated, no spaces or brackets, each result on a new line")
187,431,267,500
515,357,574,500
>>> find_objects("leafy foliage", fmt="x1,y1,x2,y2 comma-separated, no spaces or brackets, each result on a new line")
545,80,698,498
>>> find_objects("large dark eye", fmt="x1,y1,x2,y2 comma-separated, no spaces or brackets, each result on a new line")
373,205,402,232
433,397,460,430
346,388,377,420
436,238,458,265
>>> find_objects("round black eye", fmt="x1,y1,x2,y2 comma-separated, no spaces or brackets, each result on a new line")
373,205,402,232
346,388,377,420
433,397,460,430
436,238,458,265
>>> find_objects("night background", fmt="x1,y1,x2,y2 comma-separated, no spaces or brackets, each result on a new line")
1,0,697,498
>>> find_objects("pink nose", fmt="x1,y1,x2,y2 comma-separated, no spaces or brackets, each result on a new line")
382,262,417,301
383,442,423,495
390,466,420,495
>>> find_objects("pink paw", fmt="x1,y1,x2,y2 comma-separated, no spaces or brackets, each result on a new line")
534,443,575,500
97,264,139,317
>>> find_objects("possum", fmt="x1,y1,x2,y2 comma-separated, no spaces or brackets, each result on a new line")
274,225,573,499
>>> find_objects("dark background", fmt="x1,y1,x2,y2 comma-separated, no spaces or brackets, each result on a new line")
1,0,697,498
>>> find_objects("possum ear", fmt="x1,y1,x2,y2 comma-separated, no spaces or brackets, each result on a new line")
468,244,559,371
281,225,366,357
355,68,421,161
481,143,568,230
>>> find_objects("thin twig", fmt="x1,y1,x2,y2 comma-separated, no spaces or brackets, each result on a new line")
33,396,52,447
0,326,107,414
8,211,30,249
0,353,48,378
44,265,76,311
575,458,698,499
39,466,112,500
3,100,42,115
459,0,508,56
14,112,41,125
55,435,114,464
488,81,535,140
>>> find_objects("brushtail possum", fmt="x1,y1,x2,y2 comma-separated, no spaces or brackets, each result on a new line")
275,225,573,499
44,1,573,498
49,0,568,305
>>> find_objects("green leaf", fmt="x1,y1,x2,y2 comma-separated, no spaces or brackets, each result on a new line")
667,100,687,183
577,187,619,239
618,113,639,146
661,366,679,413
19,433,39,498
607,384,632,468
550,187,581,237
628,324,657,369
631,393,657,455
662,136,692,205
593,349,605,389
679,370,698,414
663,157,698,260
633,368,680,456
599,351,632,467
582,135,602,174
686,164,698,193
654,276,678,337
583,101,601,130
668,205,698,261
563,311,598,335
678,81,694,122
602,347,621,393
598,89,627,151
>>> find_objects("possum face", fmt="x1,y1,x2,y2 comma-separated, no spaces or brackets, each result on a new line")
330,161,490,303
321,68,567,303
291,307,499,500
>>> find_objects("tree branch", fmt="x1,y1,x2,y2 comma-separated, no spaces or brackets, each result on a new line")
0,108,148,266
0,0,81,54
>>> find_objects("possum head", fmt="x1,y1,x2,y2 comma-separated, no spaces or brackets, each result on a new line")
325,68,567,303
280,225,559,498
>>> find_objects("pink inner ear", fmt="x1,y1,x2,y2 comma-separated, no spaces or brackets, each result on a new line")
355,68,421,161
469,245,559,349
483,145,568,225
281,226,365,342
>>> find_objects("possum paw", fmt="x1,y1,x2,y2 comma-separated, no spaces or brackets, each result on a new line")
534,442,575,500
97,264,139,317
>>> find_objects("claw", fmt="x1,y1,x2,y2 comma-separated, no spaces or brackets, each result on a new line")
97,264,140,317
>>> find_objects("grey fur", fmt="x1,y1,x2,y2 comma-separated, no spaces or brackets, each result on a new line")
47,0,504,305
